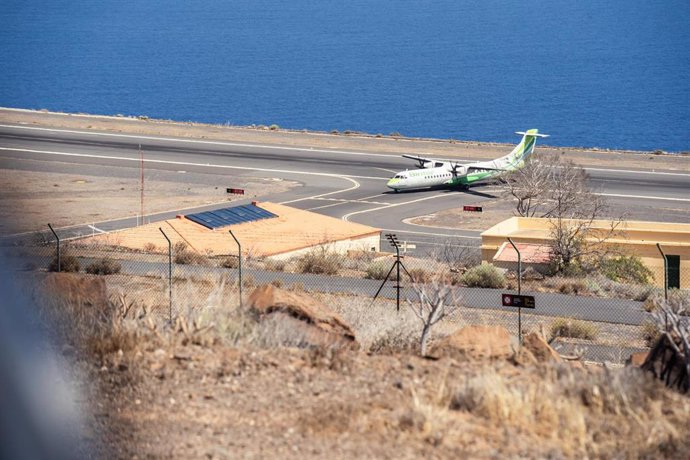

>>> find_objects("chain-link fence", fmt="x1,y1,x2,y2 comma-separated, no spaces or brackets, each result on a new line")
4,225,688,364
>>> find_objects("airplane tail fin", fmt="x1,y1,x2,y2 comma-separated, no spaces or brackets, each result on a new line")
506,129,549,167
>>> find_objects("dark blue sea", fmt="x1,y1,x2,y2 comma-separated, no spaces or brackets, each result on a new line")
1,0,689,151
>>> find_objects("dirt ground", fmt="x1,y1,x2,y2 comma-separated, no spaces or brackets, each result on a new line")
78,333,688,459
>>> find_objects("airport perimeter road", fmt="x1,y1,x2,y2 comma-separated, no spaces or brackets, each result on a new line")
1,124,689,254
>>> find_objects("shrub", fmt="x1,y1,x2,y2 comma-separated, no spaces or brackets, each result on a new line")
264,259,286,272
549,318,598,341
460,264,505,288
173,241,206,265
85,258,121,275
220,256,239,269
557,279,590,295
48,253,80,273
143,242,157,252
369,328,418,354
408,268,431,284
296,248,343,275
270,279,284,288
269,124,279,130
365,261,396,280
600,255,653,284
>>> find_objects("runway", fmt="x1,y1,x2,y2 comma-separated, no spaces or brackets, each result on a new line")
1,123,689,255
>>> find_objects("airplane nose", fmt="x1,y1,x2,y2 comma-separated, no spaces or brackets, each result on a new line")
386,178,398,189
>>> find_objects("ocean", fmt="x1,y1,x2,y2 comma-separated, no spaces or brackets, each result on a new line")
1,0,689,151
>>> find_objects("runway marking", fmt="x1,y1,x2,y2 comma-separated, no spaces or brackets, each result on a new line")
87,225,106,234
306,198,391,212
585,167,690,177
374,167,398,174
401,217,478,232
342,194,450,222
0,123,406,160
0,146,388,181
357,193,390,201
313,198,389,205
4,124,690,178
596,192,690,202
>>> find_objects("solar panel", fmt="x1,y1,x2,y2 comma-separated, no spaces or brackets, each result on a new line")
186,204,278,230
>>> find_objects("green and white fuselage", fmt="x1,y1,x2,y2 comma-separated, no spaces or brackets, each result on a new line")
386,129,548,192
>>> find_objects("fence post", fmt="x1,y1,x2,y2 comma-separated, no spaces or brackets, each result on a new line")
159,228,172,324
228,230,242,309
48,223,60,272
508,237,522,346
656,243,668,329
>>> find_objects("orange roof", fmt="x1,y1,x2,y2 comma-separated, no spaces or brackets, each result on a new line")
86,202,380,257
493,242,552,264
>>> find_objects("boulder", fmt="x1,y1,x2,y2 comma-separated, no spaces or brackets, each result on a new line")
430,325,513,360
247,285,358,350
522,332,562,363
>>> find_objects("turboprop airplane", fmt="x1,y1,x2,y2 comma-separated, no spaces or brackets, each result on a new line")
386,129,549,192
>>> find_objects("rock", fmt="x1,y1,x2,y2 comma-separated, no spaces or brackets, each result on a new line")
430,325,513,360
247,285,358,350
522,332,562,363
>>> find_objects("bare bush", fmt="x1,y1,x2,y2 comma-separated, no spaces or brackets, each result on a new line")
220,256,239,269
430,240,481,273
651,302,690,392
365,261,397,280
85,258,122,275
501,154,624,275
408,282,461,356
173,241,207,265
549,318,598,341
48,253,80,273
296,247,343,275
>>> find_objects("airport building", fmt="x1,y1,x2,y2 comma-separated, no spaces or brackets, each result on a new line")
481,217,690,289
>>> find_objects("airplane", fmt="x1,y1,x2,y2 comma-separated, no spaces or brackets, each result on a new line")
386,129,549,192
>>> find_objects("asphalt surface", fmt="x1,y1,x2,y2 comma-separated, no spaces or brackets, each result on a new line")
1,123,689,255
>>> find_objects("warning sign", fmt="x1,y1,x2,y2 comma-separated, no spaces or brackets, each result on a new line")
502,294,536,309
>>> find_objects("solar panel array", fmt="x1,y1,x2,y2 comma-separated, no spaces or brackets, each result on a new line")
186,204,278,230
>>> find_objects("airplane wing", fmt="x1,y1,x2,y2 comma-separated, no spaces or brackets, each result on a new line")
401,154,435,168
402,154,459,169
